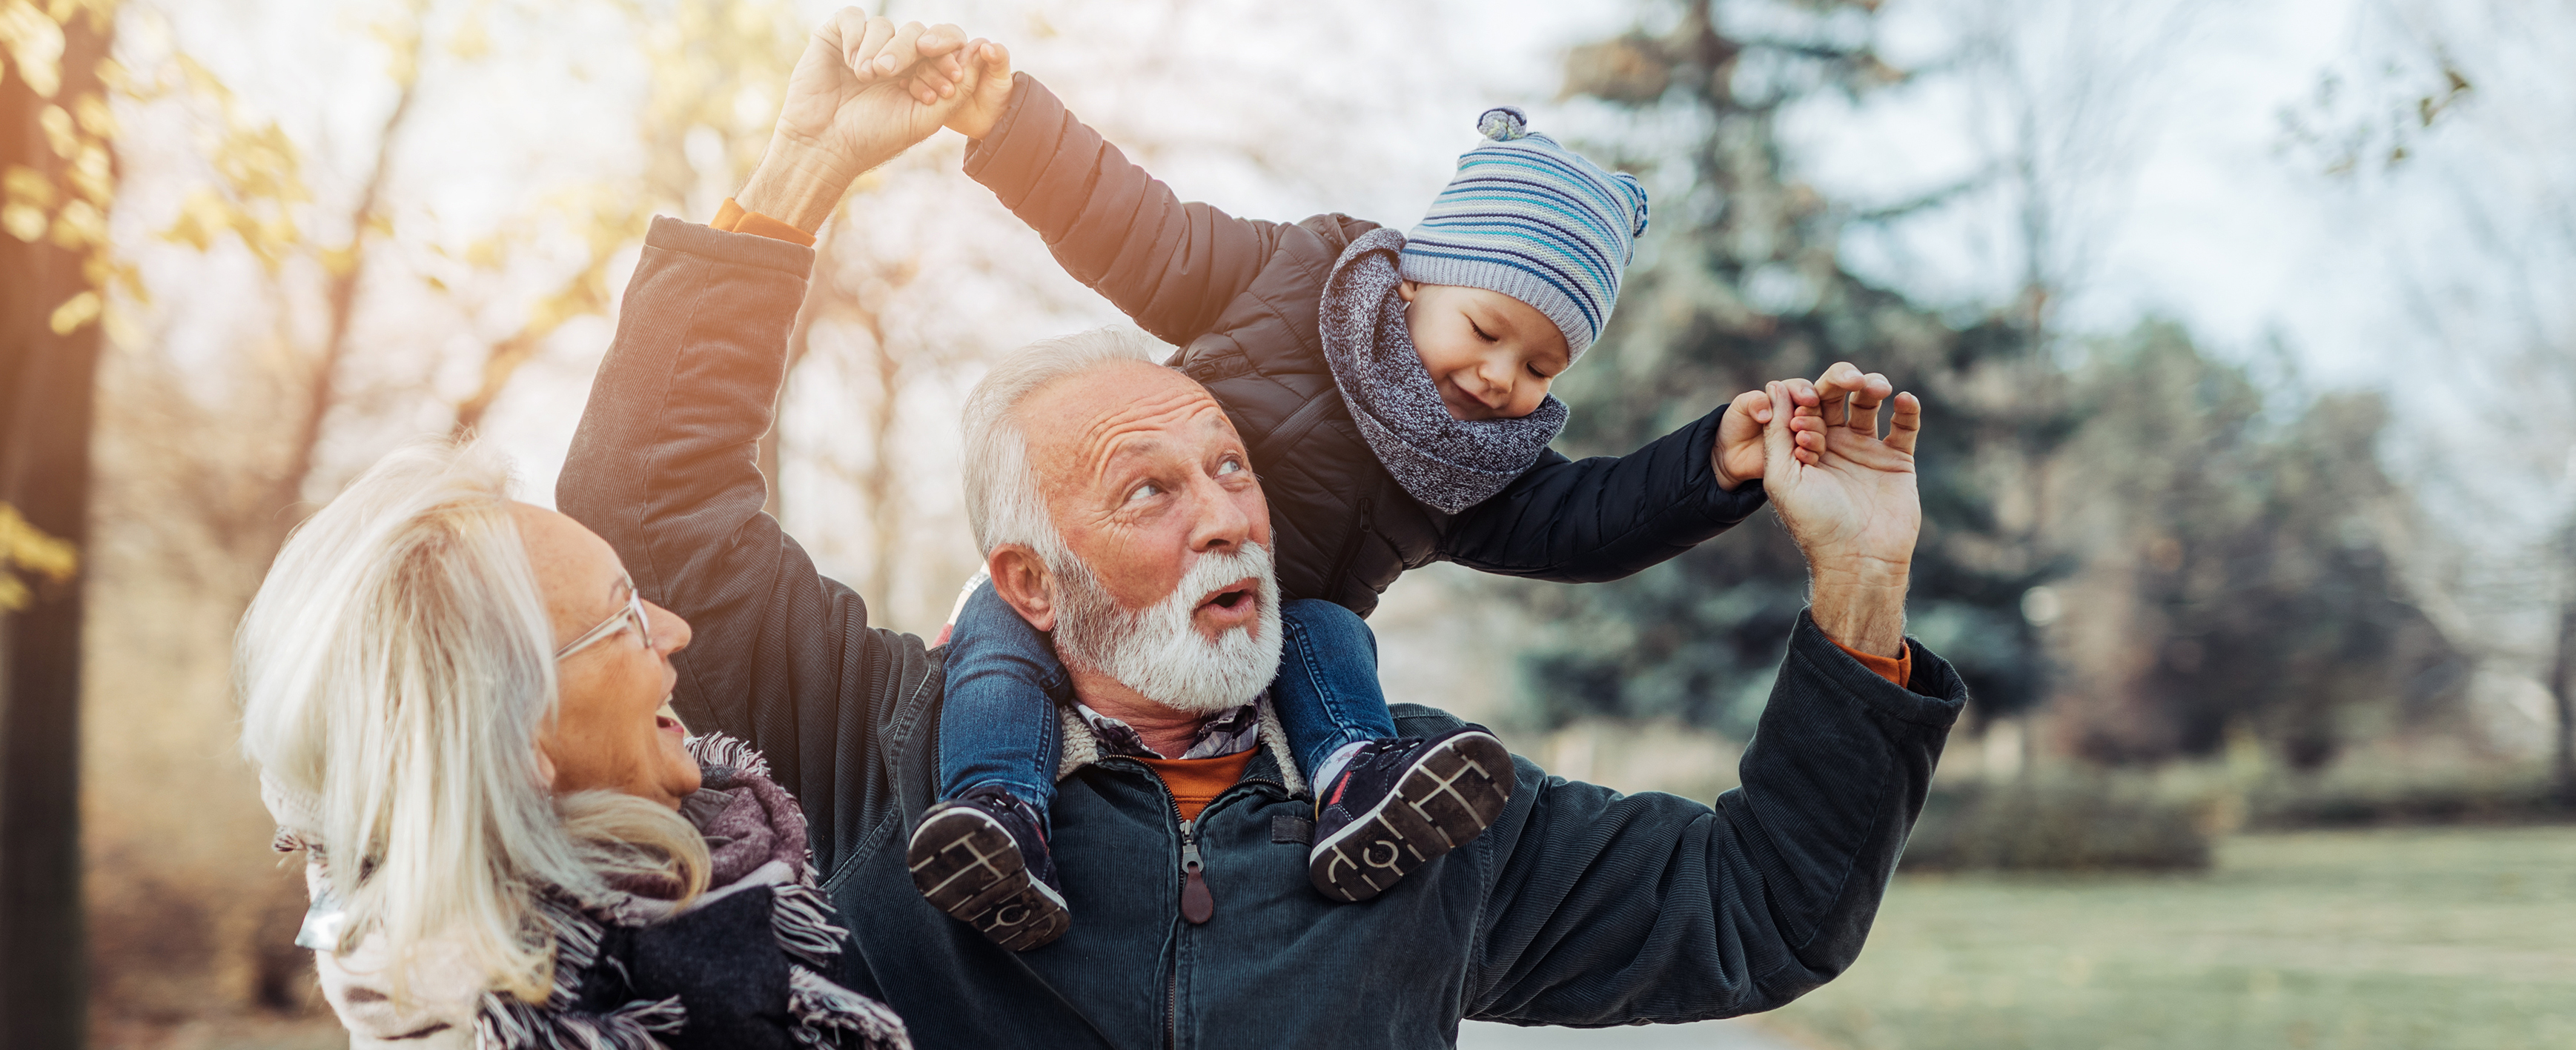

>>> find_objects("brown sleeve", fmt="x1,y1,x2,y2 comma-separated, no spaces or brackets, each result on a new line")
961,73,1294,348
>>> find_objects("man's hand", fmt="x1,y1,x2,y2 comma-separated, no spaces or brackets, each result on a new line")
1714,386,1827,491
736,8,980,233
1760,362,1922,657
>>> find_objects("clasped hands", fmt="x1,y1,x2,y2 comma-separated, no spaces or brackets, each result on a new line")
1716,365,1924,657
735,10,1007,233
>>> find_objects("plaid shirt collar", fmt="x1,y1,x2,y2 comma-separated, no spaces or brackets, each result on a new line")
1073,691,1268,761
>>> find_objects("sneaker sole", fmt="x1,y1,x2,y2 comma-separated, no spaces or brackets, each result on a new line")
1308,731,1515,903
907,806,1070,951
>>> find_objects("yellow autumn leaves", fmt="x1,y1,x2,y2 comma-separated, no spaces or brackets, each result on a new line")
0,503,76,612
3,0,123,334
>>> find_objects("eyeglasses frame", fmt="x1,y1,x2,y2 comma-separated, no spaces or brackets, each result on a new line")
554,580,654,660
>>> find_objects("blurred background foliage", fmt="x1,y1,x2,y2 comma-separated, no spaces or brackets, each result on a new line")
1503,0,2461,780
1,0,2572,1046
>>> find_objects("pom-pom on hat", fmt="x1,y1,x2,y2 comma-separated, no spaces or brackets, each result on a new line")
1400,106,1649,363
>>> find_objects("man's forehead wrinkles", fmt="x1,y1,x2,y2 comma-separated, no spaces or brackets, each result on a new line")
1076,389,1229,460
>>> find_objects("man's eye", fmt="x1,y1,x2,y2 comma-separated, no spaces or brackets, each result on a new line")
1528,364,1552,380
1470,320,1497,342
1216,457,1243,476
1128,482,1162,503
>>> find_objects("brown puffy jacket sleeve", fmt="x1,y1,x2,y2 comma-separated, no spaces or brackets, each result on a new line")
962,73,1298,348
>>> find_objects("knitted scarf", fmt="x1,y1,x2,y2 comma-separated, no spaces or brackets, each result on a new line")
267,734,909,1050
1316,227,1568,514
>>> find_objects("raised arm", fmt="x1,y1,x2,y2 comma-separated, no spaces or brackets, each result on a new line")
956,72,1303,348
1440,405,1769,583
556,219,860,828
1468,363,1948,1020
557,10,978,874
1462,619,1962,1023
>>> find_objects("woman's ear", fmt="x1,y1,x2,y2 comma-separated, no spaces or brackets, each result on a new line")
986,546,1058,634
534,745,559,792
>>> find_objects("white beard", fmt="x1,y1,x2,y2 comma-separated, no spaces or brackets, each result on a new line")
1051,543,1283,714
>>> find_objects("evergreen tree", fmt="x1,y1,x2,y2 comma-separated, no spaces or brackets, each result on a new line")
1505,0,2067,737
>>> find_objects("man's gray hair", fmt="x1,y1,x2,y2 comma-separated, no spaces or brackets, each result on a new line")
961,327,1171,556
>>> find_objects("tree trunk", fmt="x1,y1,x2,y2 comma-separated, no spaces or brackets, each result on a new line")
0,7,116,1048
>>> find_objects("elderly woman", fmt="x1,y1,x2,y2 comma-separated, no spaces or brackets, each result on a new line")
237,441,907,1049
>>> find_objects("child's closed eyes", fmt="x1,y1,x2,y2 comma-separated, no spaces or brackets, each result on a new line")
1399,281,1571,422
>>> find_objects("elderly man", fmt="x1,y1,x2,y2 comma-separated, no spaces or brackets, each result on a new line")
560,13,1965,1049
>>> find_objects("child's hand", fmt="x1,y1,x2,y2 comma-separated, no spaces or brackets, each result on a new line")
1714,385,1827,490
942,39,1014,141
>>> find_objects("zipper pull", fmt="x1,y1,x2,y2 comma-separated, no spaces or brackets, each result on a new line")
1179,819,1213,925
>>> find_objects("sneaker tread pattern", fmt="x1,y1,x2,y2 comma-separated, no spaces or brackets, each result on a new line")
1309,732,1514,903
907,807,1070,951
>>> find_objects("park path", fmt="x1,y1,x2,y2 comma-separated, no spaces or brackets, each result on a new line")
1457,1019,1809,1049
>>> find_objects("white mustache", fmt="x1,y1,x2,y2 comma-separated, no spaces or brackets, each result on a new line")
1054,544,1283,714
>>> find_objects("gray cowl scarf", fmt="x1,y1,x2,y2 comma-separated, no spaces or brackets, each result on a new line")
1317,227,1568,514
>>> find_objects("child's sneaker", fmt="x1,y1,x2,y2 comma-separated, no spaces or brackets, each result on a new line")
1308,728,1516,903
907,784,1070,951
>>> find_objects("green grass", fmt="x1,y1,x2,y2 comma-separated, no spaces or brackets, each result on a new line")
1764,825,2576,1050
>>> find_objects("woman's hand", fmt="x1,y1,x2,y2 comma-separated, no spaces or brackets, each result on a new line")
737,7,978,232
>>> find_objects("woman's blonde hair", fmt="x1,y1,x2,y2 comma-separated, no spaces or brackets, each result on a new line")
238,439,707,1006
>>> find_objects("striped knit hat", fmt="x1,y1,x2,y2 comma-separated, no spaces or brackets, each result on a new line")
1400,107,1649,362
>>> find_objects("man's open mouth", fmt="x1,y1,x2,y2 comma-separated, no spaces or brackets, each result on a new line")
1198,579,1259,613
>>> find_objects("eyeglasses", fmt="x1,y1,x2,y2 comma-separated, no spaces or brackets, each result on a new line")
555,579,655,660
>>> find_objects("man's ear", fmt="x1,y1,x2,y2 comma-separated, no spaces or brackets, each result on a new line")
1397,279,1419,303
987,545,1058,634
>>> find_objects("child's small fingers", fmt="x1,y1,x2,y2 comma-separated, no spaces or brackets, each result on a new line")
1726,388,1772,425
918,22,967,56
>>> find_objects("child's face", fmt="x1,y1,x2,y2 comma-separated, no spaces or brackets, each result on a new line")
1400,281,1571,422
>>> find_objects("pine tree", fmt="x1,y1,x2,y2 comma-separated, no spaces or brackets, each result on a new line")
1505,0,2065,737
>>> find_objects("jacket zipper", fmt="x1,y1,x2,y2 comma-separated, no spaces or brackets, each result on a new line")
1146,764,1287,1049
1167,812,1202,1048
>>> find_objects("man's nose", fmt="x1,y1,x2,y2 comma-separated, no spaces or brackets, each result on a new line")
1185,475,1254,554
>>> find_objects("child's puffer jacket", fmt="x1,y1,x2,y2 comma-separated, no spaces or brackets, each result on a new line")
962,74,1769,616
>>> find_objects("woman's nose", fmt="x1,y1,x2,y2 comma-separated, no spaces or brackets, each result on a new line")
646,601,691,656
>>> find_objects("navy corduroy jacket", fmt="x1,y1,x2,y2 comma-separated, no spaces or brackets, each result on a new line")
557,216,1968,1049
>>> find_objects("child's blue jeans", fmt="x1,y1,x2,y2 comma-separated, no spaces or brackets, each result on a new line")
938,582,1398,822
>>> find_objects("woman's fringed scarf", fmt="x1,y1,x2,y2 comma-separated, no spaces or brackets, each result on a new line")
270,735,909,1050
